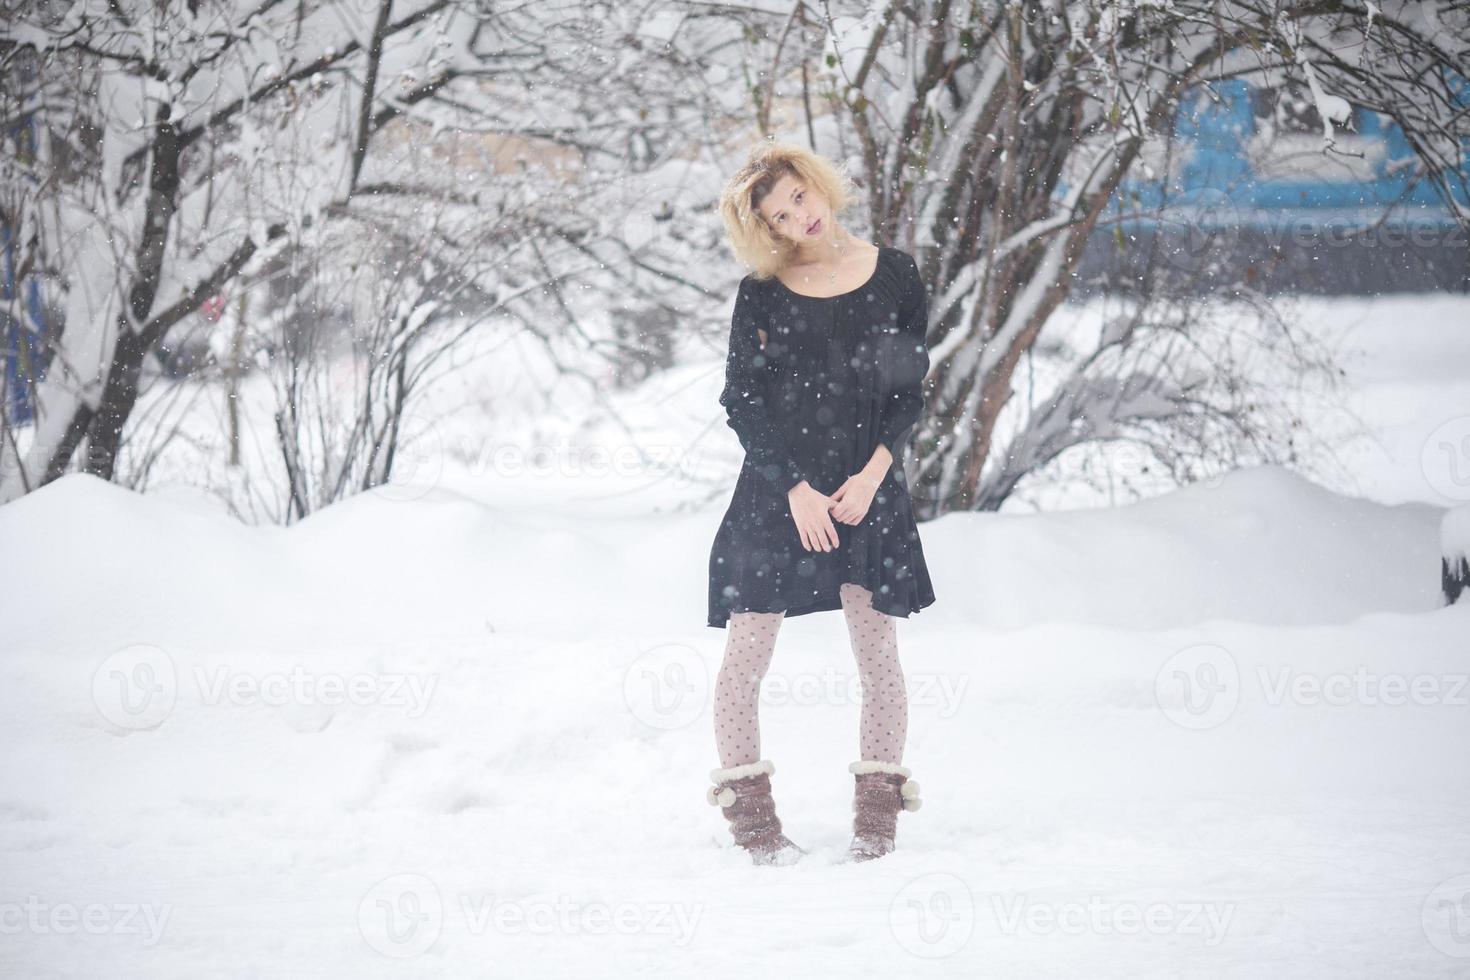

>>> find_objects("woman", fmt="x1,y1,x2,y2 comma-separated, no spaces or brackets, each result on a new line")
703,142,935,866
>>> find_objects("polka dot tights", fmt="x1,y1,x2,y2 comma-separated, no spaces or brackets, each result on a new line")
712,582,907,769
837,582,909,766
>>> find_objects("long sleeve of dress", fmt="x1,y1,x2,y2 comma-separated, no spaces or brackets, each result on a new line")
719,276,808,495
876,254,930,462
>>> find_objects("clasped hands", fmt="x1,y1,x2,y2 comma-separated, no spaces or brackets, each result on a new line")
787,446,893,553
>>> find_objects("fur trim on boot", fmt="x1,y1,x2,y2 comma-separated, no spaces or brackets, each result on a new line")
708,759,805,866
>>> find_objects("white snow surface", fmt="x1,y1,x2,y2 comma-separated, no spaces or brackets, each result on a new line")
1443,505,1470,562
2,291,1469,977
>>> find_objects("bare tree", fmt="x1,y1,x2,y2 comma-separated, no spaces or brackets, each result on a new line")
0,0,777,510
0,0,491,501
266,184,537,522
759,0,1468,513
6,1,1463,521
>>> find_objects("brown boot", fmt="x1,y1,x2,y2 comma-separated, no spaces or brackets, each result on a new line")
707,759,806,866
846,759,922,862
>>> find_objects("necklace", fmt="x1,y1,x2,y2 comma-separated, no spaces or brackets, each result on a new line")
800,230,855,286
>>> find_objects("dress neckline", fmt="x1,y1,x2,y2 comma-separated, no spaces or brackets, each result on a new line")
772,245,885,300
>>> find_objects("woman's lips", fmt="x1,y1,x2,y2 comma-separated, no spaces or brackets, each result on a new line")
807,218,821,235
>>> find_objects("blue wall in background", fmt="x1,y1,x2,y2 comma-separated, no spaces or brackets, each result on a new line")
1107,77,1469,225
1069,77,1468,294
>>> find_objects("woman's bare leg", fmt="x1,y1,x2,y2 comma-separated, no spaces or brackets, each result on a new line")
839,582,908,765
713,609,785,768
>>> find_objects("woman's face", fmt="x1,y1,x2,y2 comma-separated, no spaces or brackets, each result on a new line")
756,173,833,247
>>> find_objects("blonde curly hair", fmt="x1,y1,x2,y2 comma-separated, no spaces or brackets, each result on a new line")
716,140,856,280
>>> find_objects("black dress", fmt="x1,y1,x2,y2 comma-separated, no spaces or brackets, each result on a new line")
706,244,937,628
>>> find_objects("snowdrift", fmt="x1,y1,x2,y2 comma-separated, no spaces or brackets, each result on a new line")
1,462,1467,976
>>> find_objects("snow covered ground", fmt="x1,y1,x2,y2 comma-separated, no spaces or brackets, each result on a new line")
2,292,1469,977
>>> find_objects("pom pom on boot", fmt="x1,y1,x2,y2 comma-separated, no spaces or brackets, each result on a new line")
707,759,806,866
